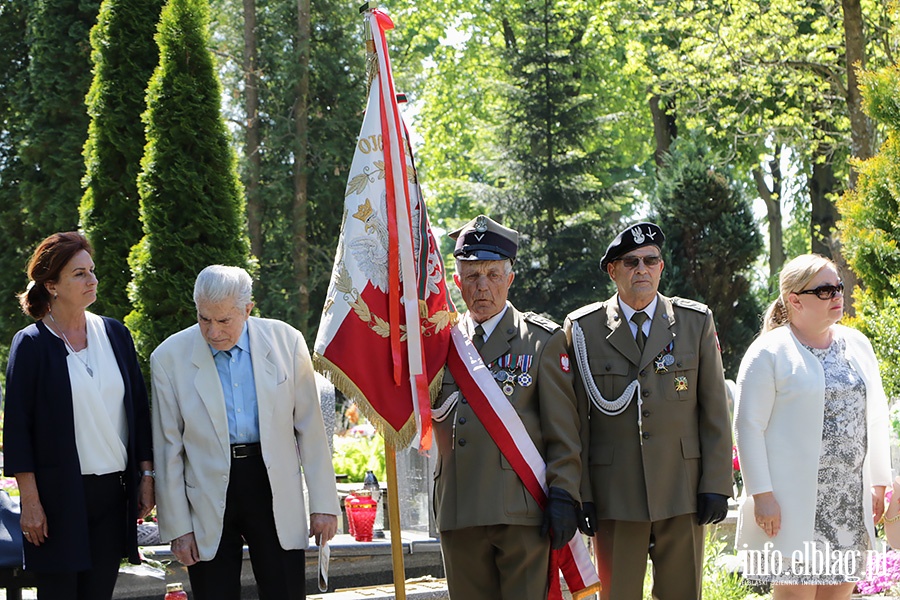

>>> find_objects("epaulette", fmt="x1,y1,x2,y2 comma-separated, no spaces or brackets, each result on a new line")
524,312,560,333
566,302,604,322
672,297,709,314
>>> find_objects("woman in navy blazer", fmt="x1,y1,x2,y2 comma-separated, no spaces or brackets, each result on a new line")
3,232,154,600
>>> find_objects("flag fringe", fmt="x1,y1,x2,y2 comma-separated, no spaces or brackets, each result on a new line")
315,352,439,449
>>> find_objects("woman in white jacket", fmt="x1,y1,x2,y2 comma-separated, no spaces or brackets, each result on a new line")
734,254,891,599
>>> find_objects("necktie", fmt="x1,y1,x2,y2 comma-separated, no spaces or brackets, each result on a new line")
631,311,648,354
473,324,486,353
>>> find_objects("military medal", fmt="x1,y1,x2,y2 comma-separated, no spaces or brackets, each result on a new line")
675,376,688,392
503,383,515,396
654,356,668,373
654,342,675,373
516,355,533,387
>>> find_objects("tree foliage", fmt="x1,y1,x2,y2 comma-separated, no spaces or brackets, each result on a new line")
208,0,365,335
0,0,32,357
838,51,900,398
80,0,164,323
653,136,763,378
0,0,99,360
127,0,250,369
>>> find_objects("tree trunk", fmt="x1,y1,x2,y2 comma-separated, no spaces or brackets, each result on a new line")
292,0,310,334
243,0,262,260
809,138,858,316
752,146,784,281
649,94,677,168
842,0,872,190
809,142,837,259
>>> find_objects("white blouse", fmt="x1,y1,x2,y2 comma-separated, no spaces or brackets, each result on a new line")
50,312,127,475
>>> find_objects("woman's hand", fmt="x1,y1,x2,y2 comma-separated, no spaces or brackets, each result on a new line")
15,473,48,546
873,485,887,525
753,491,781,538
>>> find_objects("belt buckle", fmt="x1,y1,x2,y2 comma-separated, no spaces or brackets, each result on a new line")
232,444,248,459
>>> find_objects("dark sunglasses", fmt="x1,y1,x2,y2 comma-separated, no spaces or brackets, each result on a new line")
796,282,844,300
615,255,662,269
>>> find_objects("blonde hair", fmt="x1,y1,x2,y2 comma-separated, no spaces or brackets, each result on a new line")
762,253,837,333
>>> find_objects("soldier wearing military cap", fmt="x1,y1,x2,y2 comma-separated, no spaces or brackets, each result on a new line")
564,221,732,600
432,215,583,600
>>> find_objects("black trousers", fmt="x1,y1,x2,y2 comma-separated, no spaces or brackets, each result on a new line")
188,454,306,600
36,472,126,600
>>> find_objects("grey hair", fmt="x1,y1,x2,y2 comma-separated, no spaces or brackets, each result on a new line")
193,265,253,310
454,258,514,276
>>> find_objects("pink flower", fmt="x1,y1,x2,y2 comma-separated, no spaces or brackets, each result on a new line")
732,445,741,472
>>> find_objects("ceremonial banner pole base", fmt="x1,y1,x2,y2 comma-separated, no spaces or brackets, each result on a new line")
385,440,407,600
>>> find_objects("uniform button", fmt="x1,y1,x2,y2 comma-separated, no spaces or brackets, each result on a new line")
461,398,468,404
458,439,467,446
642,432,650,439
642,390,650,397
458,417,466,425
677,362,683,368
605,364,611,371
642,410,650,417
640,370,646,377
507,328,515,334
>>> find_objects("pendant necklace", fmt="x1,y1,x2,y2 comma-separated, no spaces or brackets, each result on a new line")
47,311,94,377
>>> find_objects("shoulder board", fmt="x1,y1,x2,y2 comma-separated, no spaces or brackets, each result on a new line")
672,297,709,314
566,302,604,322
524,312,560,333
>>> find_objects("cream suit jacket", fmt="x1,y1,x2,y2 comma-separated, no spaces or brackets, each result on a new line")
151,317,340,561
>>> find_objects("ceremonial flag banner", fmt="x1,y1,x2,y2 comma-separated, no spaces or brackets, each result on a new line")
314,9,454,450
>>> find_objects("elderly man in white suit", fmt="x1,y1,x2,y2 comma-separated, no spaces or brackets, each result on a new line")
152,265,339,600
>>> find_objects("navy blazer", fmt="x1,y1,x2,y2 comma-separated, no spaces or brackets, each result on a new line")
3,317,152,572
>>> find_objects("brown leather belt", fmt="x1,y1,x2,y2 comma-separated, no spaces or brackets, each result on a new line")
230,443,262,459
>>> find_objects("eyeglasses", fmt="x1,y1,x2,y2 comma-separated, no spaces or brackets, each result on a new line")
796,282,844,300
615,255,662,269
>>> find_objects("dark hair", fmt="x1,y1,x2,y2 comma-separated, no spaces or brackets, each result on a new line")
18,232,94,319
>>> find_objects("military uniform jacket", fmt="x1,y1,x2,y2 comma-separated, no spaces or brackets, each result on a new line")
564,293,732,523
432,304,581,531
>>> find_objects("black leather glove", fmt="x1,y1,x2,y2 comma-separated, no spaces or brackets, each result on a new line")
696,493,729,525
540,487,579,549
578,501,597,536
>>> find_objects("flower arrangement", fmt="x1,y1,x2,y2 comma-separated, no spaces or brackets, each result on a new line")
856,549,900,595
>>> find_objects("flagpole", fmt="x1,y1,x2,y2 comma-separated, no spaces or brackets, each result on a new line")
384,439,407,600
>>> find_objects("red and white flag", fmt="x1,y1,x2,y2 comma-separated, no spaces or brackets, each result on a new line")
314,9,454,450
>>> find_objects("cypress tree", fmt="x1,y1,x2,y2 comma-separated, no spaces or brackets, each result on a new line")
837,61,900,397
18,0,99,233
0,0,97,361
0,0,32,356
127,0,250,368
652,135,763,378
81,0,165,322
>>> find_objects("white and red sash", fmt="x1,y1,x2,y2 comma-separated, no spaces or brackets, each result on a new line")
446,325,601,600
